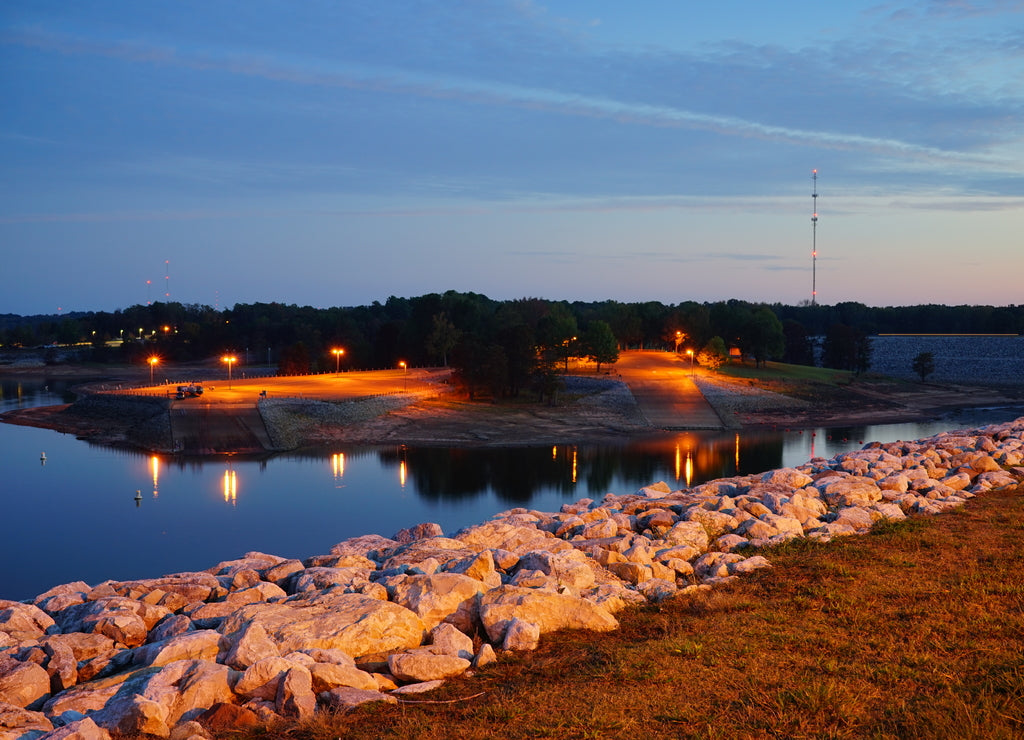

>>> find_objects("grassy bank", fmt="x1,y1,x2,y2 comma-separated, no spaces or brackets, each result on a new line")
220,484,1024,740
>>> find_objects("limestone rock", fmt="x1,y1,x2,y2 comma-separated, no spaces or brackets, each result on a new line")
501,618,540,651
44,716,112,740
0,656,50,708
132,630,226,668
389,573,485,632
223,620,280,670
813,475,883,507
429,623,474,660
473,643,497,669
329,534,401,560
0,700,54,735
218,592,426,659
455,521,570,556
516,550,597,592
41,637,78,693
387,649,471,682
275,665,316,719
393,522,445,543
308,662,377,692
760,467,814,489
235,657,306,700
318,686,397,711
479,585,618,644
0,600,56,641
90,659,236,738
147,614,194,644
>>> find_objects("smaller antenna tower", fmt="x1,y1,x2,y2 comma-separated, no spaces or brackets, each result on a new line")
164,260,171,300
810,169,819,306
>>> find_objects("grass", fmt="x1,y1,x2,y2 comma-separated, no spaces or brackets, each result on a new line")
716,360,853,386
216,484,1024,740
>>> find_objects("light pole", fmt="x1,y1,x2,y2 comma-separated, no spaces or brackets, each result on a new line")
399,361,407,391
331,348,345,374
148,356,158,385
686,348,694,377
222,355,237,389
675,331,683,354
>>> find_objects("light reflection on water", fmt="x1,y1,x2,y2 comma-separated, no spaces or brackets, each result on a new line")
1,377,1022,601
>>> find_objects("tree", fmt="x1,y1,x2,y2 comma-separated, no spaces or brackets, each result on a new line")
782,319,815,366
425,312,459,366
279,342,310,375
822,324,873,374
581,320,619,373
912,351,935,382
744,307,785,369
697,336,727,370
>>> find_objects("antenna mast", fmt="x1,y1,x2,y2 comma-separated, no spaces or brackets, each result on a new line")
164,260,171,300
811,169,818,306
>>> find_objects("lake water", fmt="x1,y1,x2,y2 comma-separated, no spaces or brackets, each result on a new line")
2,376,1023,602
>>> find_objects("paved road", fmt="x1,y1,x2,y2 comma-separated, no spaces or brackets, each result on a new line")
614,351,724,430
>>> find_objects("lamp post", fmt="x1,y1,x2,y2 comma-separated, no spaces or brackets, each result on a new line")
148,356,158,385
686,348,694,377
222,355,237,389
675,331,683,355
331,348,345,374
399,361,407,391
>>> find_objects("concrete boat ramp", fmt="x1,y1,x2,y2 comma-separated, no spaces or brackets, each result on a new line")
170,402,272,454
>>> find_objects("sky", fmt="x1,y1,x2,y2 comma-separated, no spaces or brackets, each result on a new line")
2,1,1023,316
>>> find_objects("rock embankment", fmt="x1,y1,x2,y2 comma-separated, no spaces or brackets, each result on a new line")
258,393,433,449
2,419,1023,739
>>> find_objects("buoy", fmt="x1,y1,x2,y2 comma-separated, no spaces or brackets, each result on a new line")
134,489,142,506
40,452,46,462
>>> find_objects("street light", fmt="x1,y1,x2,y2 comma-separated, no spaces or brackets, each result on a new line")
331,348,345,374
686,348,694,377
222,355,237,389
399,361,407,391
148,356,159,385
675,331,683,354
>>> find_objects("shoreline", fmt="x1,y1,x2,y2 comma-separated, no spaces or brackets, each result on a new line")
3,365,1024,453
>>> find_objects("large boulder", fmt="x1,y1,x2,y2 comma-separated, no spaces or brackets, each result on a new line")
131,630,226,668
812,475,883,507
218,592,425,658
0,600,57,641
0,702,54,736
390,573,486,632
90,659,236,738
387,648,471,683
479,585,618,644
0,657,50,708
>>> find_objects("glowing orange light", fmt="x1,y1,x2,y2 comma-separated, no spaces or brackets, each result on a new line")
571,447,578,484
150,455,160,497
221,355,238,389
223,468,237,504
147,356,159,384
331,453,345,481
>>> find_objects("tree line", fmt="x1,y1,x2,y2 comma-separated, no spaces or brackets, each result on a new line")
2,295,1022,398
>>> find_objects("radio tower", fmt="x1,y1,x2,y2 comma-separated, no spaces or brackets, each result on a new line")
810,169,819,306
164,260,171,300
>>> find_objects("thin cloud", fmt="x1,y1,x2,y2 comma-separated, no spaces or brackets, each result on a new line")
3,26,1010,174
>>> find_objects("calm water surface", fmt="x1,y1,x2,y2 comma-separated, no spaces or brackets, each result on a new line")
2,377,1022,601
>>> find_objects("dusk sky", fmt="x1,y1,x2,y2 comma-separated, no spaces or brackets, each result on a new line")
2,1,1022,316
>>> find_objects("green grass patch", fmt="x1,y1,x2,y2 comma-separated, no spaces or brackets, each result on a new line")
716,360,853,386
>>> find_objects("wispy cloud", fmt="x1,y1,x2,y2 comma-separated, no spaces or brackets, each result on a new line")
4,25,1013,176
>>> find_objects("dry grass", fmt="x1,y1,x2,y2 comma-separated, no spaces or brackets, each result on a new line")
219,485,1024,740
